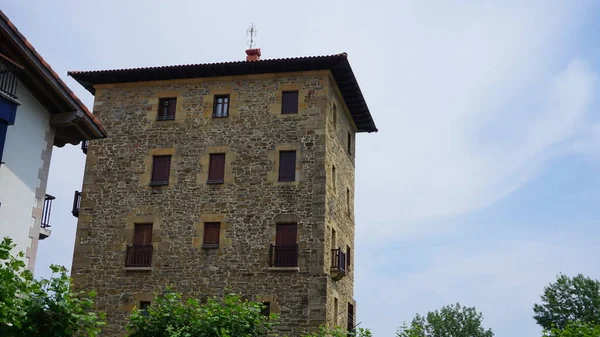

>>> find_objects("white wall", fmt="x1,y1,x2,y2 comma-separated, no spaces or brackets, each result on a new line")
0,81,52,267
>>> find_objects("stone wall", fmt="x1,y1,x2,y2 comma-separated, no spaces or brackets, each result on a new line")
324,76,356,329
71,71,350,336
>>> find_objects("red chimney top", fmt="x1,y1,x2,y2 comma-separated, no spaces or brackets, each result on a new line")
245,48,261,61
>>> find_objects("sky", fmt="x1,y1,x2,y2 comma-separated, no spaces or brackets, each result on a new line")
3,1,600,336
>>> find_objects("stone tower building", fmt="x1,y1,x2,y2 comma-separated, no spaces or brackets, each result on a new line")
68,49,377,336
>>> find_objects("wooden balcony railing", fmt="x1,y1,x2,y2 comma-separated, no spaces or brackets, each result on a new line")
41,194,55,228
330,248,347,277
125,245,153,268
269,244,298,267
72,191,82,217
0,53,23,100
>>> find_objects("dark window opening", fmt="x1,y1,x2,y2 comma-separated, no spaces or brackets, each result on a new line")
270,223,298,267
261,302,271,317
278,150,296,182
346,188,351,214
332,165,336,191
203,222,220,248
213,94,230,118
348,303,355,332
346,245,351,272
157,98,177,121
0,121,7,165
126,224,153,267
332,103,337,129
208,153,226,184
151,155,171,186
140,301,151,316
281,91,299,114
347,132,352,155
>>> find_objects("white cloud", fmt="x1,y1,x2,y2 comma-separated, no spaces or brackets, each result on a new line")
355,1,598,240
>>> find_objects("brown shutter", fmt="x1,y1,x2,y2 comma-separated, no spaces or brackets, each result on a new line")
208,153,226,183
151,156,171,185
278,151,296,182
133,224,152,246
203,222,220,247
281,91,299,114
167,98,177,119
276,223,297,246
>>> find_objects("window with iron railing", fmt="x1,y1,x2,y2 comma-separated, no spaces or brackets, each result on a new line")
330,248,347,275
81,140,88,154
125,224,153,268
0,53,22,100
41,194,55,228
72,191,82,217
269,244,298,267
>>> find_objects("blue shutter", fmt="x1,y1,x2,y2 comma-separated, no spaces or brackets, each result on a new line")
0,121,7,164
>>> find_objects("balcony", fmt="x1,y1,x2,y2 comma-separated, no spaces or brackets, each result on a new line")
330,248,347,280
125,245,153,269
72,191,82,217
0,53,22,101
81,140,88,154
269,244,298,268
39,194,55,240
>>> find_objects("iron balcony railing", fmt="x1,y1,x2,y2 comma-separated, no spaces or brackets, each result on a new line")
41,194,55,228
81,140,88,154
331,248,347,275
125,245,153,268
72,191,82,217
269,244,298,267
0,53,22,100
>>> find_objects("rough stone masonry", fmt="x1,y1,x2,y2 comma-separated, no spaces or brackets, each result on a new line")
70,58,374,336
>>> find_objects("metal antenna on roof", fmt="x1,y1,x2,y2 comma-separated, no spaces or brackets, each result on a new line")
246,23,257,49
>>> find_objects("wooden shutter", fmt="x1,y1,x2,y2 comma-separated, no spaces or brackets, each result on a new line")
281,91,299,114
151,156,171,185
276,223,297,246
203,222,220,247
167,98,177,119
278,151,296,182
208,153,226,183
133,224,152,246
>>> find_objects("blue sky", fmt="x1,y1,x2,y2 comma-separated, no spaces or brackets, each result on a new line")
3,1,600,336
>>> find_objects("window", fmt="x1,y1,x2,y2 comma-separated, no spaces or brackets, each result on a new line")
157,98,176,121
271,223,298,267
151,155,171,186
346,245,351,271
281,91,299,114
347,303,355,332
140,301,151,316
208,153,226,184
331,228,336,249
203,222,220,248
213,94,230,118
346,188,351,214
0,121,7,164
278,150,296,182
347,132,352,155
261,302,271,317
332,165,336,191
334,298,339,325
126,224,153,267
332,103,337,129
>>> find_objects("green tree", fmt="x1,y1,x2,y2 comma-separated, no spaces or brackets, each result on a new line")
127,290,276,337
0,237,105,337
533,274,600,331
303,325,373,337
542,321,600,337
396,303,494,337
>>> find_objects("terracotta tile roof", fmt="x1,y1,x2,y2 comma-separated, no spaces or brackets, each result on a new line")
0,10,106,136
69,53,377,133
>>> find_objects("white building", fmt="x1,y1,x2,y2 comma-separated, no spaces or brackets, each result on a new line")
0,10,106,271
